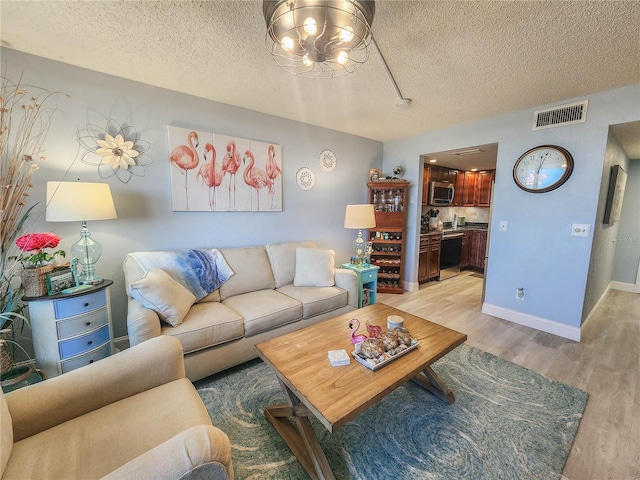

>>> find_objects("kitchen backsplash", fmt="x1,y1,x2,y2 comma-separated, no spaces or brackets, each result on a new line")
421,206,491,224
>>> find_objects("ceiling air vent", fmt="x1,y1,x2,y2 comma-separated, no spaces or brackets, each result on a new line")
532,100,588,130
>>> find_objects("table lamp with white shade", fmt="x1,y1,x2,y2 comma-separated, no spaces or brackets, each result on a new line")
46,181,117,285
344,204,376,266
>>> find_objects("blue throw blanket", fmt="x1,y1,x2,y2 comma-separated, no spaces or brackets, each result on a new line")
129,249,234,301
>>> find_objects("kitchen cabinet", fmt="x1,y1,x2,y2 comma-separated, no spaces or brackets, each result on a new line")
463,171,478,206
460,230,471,268
429,234,441,279
25,280,114,378
424,166,494,207
469,230,488,271
369,180,409,293
418,233,441,283
451,169,464,206
463,170,495,207
475,170,494,206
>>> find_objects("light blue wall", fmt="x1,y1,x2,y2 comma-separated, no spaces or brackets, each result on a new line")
383,84,640,334
612,160,640,284
2,49,383,339
584,131,631,315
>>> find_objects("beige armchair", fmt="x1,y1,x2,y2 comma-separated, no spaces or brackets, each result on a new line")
1,336,233,480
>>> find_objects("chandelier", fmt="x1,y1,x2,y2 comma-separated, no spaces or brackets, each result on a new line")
263,0,376,78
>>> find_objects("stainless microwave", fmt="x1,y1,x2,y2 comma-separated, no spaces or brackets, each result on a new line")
429,181,454,206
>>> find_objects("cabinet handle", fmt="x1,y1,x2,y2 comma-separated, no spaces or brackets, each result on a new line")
89,360,94,364
87,340,93,346
84,302,90,307
85,322,91,326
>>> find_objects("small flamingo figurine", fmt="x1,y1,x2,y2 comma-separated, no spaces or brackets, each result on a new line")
348,318,368,344
365,318,382,339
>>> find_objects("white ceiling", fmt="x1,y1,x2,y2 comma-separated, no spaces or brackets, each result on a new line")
1,0,639,154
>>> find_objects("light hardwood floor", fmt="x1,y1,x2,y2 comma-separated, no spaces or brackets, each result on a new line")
378,272,640,480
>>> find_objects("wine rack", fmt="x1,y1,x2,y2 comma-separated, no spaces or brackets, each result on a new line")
368,181,409,294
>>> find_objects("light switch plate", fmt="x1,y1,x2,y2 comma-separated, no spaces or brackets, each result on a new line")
571,224,590,237
499,221,508,232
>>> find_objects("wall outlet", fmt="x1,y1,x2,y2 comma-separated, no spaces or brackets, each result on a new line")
571,224,590,237
516,287,525,300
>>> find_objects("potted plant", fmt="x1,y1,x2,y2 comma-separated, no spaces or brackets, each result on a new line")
1,73,66,380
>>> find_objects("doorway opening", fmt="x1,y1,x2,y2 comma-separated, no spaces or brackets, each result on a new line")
419,142,498,301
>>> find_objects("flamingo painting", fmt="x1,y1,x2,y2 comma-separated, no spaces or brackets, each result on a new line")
168,129,283,211
242,150,272,211
222,140,242,210
196,143,224,211
170,130,199,209
265,144,281,208
348,318,368,344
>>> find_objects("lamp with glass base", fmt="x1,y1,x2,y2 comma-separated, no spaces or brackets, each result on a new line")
46,182,117,285
344,204,376,267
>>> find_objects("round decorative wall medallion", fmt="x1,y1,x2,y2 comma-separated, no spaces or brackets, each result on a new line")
319,149,337,172
296,167,316,190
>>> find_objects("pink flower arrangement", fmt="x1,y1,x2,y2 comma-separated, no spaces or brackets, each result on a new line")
15,233,65,267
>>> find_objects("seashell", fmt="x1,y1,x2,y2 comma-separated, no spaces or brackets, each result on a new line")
380,331,399,351
393,327,412,346
360,338,385,359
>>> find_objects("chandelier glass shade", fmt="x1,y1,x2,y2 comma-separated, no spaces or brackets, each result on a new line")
263,0,375,78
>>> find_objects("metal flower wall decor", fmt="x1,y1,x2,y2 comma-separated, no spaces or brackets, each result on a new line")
78,120,152,183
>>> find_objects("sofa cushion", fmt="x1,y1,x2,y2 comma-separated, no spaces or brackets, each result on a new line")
219,246,275,301
162,302,244,355
277,285,348,319
294,247,335,287
222,289,302,337
129,268,195,327
3,379,211,480
265,240,317,288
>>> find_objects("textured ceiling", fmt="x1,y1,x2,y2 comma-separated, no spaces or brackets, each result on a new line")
1,0,639,146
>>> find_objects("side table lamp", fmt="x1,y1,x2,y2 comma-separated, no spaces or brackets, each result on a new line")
46,181,117,285
344,204,376,267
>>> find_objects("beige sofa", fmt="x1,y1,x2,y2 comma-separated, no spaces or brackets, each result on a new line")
124,240,358,381
1,336,233,480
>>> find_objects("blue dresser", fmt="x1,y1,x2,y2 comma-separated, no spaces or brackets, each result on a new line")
25,280,114,378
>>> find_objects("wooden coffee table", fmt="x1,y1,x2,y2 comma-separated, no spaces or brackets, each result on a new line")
254,303,467,480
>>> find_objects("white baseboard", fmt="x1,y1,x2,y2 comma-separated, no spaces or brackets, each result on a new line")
611,280,640,293
403,280,419,293
580,283,612,333
482,303,581,342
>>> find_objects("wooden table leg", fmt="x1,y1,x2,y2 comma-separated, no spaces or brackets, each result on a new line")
410,365,455,404
263,378,335,480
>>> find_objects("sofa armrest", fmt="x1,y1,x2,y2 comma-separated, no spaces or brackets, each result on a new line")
127,297,162,347
101,425,234,480
6,336,185,441
335,268,358,308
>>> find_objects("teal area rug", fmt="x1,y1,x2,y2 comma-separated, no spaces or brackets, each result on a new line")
195,345,588,480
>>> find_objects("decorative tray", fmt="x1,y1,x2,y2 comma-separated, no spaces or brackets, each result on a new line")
352,339,419,371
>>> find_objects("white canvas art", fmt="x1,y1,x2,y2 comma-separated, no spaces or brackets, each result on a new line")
168,126,282,212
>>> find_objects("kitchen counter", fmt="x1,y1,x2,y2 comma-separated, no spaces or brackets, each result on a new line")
421,223,488,235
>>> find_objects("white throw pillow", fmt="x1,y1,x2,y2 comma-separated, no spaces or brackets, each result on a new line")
129,268,195,327
293,248,336,287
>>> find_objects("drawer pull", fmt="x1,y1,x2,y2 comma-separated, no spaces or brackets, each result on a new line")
89,360,94,364
87,340,93,346
85,322,91,326
84,302,90,307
